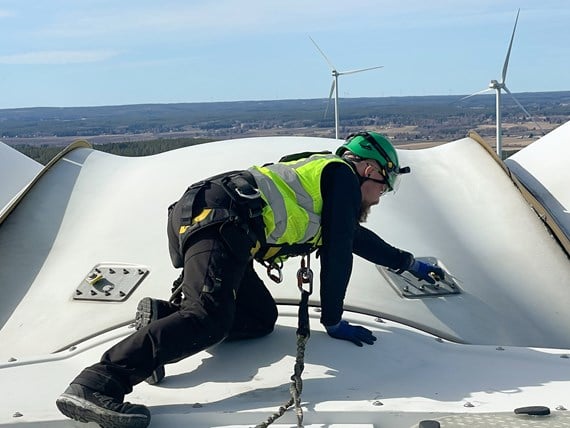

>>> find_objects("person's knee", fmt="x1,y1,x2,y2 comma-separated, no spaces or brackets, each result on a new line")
157,308,230,359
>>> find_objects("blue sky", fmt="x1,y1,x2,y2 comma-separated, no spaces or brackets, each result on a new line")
0,0,568,108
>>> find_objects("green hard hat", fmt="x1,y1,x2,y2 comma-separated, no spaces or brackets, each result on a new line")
336,131,409,190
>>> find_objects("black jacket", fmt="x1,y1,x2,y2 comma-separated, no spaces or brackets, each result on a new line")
318,161,413,326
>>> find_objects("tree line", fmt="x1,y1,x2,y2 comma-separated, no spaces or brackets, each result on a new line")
13,137,214,165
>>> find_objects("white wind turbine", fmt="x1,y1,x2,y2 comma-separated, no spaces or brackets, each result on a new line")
310,36,383,139
462,9,544,159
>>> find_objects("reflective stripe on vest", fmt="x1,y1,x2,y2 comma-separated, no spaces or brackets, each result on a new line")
248,154,351,246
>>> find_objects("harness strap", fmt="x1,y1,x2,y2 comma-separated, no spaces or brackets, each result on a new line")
179,181,206,223
172,171,266,265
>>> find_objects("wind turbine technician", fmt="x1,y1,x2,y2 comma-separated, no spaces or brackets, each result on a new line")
56,131,444,428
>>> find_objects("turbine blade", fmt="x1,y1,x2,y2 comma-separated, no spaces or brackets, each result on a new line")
502,9,520,84
328,79,336,100
460,88,493,101
309,35,336,71
339,65,384,76
503,86,546,135
324,80,335,119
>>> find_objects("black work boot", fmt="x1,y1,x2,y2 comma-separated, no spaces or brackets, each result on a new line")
56,383,150,428
134,297,166,384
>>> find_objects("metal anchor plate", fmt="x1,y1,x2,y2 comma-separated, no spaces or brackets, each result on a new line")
377,256,462,299
73,263,150,302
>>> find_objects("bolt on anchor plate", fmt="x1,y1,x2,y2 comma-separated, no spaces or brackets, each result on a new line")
74,263,150,302
377,256,461,299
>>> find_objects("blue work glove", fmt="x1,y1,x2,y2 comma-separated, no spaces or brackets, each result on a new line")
407,258,445,284
325,320,377,347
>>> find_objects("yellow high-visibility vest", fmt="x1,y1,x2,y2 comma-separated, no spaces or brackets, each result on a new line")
248,154,352,250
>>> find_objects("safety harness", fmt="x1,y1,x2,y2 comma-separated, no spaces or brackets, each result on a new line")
168,170,264,269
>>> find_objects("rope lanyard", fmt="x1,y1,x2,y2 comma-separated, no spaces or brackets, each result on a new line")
256,254,313,428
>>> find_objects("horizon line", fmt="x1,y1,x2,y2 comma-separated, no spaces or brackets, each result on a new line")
2,89,569,111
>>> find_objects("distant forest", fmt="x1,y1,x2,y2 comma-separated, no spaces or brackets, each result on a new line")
14,138,214,165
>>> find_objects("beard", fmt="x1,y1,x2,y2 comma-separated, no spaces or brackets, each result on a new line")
359,202,372,223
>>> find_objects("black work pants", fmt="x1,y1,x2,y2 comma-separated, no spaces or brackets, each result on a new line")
72,223,277,400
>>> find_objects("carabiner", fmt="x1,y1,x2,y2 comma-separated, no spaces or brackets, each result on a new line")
266,261,283,284
296,255,313,295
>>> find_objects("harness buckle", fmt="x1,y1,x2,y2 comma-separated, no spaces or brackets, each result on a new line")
235,186,261,200
223,173,261,201
221,173,264,219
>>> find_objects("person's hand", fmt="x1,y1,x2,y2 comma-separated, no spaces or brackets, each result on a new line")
407,258,444,284
325,320,377,347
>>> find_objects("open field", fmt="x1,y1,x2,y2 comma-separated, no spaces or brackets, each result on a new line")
3,92,567,163
0,121,551,147
3,118,552,147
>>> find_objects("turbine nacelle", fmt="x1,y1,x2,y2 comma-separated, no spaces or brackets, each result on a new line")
489,79,503,89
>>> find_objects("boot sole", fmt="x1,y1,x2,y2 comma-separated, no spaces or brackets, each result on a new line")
135,297,166,385
134,297,156,330
56,393,149,428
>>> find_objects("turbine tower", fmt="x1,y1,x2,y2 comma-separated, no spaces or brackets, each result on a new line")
462,9,543,159
310,36,383,139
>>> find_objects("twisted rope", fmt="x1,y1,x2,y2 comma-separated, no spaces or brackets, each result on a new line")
255,289,311,428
